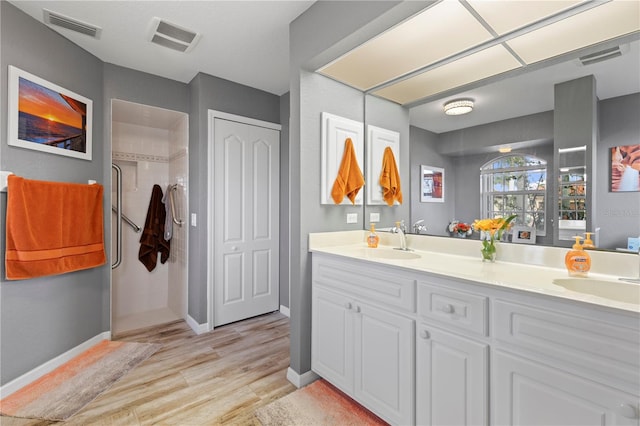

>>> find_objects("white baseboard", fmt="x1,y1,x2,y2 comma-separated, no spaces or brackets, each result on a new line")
286,367,319,389
279,305,290,317
186,314,208,335
0,331,111,398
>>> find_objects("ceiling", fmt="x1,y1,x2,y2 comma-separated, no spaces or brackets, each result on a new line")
319,0,640,134
8,0,315,96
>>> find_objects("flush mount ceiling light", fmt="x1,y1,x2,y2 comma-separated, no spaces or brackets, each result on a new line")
444,99,474,115
498,146,512,153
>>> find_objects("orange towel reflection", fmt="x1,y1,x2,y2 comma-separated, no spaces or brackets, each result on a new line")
331,138,364,204
380,146,402,205
5,175,106,280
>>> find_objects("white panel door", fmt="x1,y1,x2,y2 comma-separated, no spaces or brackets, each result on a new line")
311,287,354,394
355,301,415,426
493,349,639,426
416,325,489,426
214,118,279,326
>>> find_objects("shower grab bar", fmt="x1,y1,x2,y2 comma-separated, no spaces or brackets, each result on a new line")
111,206,141,233
169,184,184,227
112,164,122,269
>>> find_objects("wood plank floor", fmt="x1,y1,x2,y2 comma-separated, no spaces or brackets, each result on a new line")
1,311,296,425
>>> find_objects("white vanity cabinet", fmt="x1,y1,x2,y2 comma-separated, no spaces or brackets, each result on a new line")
310,249,640,426
492,298,640,426
311,255,416,425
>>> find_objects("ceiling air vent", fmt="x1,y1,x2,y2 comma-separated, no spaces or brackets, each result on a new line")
43,9,102,39
149,18,201,53
578,46,623,66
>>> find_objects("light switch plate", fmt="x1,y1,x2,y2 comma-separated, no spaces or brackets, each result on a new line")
370,212,380,223
346,213,358,224
191,213,197,227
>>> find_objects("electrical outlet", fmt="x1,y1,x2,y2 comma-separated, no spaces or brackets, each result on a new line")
346,213,358,224
370,212,380,223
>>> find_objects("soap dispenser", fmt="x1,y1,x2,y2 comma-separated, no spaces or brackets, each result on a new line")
367,223,379,248
583,232,595,249
565,236,591,277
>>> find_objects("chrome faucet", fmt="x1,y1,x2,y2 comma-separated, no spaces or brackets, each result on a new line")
392,220,409,251
413,219,427,234
619,249,640,283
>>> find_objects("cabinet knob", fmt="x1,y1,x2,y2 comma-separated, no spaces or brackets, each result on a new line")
441,304,455,314
355,306,361,313
345,302,352,310
420,330,430,339
616,403,637,419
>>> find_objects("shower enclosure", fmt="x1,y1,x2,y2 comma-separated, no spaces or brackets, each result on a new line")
111,99,188,335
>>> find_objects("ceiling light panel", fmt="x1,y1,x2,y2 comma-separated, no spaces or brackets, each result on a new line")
318,1,494,90
373,44,522,105
506,1,640,65
467,0,586,36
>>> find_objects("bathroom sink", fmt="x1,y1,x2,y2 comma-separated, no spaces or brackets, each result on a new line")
354,248,422,260
552,278,640,304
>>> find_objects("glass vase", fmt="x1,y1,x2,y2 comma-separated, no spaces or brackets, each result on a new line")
481,239,497,262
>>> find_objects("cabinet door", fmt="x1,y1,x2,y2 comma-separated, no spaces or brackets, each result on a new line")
416,325,488,426
493,350,640,426
311,287,354,394
355,301,415,426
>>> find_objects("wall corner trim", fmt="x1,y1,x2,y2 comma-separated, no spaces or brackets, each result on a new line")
279,305,290,317
0,331,111,398
186,314,208,335
286,367,319,389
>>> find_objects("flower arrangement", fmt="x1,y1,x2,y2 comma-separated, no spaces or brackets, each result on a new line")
447,220,473,237
472,214,518,261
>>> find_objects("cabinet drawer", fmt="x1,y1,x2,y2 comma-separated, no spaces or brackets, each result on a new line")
494,299,640,390
313,255,416,313
418,282,488,337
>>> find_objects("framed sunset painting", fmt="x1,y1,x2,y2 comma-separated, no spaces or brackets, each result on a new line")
8,66,92,160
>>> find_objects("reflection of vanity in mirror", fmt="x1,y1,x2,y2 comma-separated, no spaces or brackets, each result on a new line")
318,2,640,252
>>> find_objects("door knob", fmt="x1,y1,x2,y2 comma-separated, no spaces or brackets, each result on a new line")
616,403,637,419
441,304,455,314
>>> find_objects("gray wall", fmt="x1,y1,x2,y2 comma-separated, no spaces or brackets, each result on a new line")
1,2,106,384
364,95,410,229
288,0,428,377
409,125,455,235
597,93,640,248
187,72,281,324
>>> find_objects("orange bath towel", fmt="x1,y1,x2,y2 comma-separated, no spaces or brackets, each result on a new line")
331,138,365,204
5,175,106,280
380,146,403,206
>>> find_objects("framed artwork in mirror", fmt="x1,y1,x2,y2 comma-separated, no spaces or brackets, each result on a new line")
420,165,444,203
7,66,93,161
611,144,640,192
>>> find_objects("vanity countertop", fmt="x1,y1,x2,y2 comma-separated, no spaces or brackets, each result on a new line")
309,231,640,314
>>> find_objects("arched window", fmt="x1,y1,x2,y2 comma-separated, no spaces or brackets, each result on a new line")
480,154,547,236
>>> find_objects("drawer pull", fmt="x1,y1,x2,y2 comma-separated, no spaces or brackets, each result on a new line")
441,304,455,314
616,403,637,419
345,302,352,310
419,330,430,339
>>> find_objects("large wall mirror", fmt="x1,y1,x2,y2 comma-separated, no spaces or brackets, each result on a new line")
318,1,640,252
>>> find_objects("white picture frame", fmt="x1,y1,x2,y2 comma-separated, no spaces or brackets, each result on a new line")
8,65,93,161
511,225,537,244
